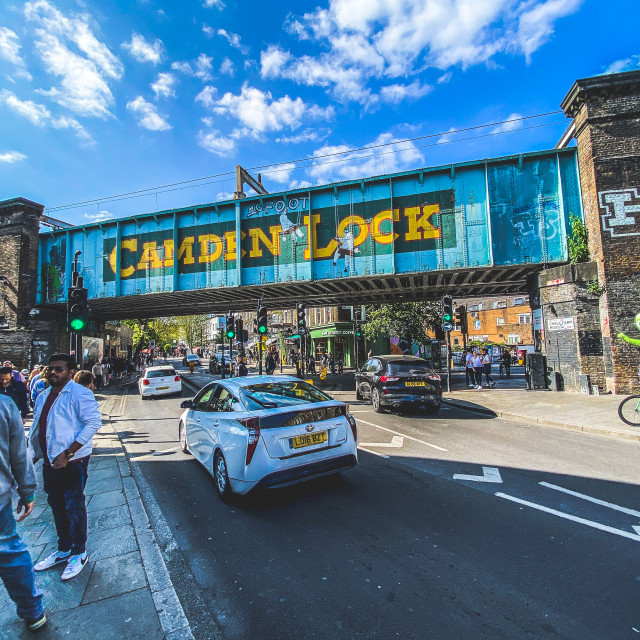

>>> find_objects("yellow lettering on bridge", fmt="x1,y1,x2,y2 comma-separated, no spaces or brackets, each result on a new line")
248,226,280,258
108,239,137,278
404,204,441,242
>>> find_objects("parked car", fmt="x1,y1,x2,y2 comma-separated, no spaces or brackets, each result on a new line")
355,355,442,414
178,376,358,500
182,354,201,367
139,366,182,399
208,352,237,374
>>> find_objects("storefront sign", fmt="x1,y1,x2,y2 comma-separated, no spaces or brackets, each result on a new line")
548,317,575,331
320,330,353,337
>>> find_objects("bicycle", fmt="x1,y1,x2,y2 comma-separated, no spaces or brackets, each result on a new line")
618,394,640,426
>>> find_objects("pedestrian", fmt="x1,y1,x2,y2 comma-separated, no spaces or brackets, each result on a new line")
29,354,102,581
30,367,48,407
0,394,46,631
465,348,475,387
471,350,484,389
73,370,95,391
308,353,316,374
499,350,511,377
482,348,496,388
2,361,26,384
367,349,373,359
91,361,103,391
0,366,29,424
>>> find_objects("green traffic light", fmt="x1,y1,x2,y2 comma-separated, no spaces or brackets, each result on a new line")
70,318,85,331
258,325,267,334
443,313,452,322
226,331,235,338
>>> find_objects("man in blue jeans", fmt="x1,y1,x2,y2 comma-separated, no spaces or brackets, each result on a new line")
29,354,102,581
0,395,46,632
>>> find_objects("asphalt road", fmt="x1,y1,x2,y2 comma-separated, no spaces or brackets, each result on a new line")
114,361,640,640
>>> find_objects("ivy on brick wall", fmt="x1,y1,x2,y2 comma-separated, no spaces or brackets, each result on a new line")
568,214,589,264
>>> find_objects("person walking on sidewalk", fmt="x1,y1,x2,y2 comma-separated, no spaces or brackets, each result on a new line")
29,354,102,582
471,350,484,390
91,361,103,391
465,349,475,387
0,367,29,424
482,348,496,388
0,395,46,632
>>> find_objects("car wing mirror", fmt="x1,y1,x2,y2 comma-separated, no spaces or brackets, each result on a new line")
180,400,193,409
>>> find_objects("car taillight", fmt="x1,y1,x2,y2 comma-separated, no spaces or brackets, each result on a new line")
345,404,357,442
174,376,180,382
142,379,150,385
379,376,399,383
428,374,441,382
237,417,260,465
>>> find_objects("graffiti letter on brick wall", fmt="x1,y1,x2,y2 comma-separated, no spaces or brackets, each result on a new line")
617,313,640,347
599,188,640,237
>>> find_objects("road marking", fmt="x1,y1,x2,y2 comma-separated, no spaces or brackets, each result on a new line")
358,446,389,459
359,436,404,448
453,466,503,483
539,482,640,518
496,492,640,543
131,446,180,462
356,418,448,451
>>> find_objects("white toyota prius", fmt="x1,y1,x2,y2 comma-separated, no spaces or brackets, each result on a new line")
178,375,358,499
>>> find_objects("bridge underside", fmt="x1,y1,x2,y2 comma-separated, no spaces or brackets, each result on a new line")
42,264,549,320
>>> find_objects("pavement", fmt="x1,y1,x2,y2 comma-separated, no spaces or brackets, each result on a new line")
0,377,193,640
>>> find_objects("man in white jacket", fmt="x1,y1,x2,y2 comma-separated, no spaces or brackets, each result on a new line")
28,354,102,581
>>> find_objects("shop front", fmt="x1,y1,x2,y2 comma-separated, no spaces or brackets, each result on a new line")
310,324,359,368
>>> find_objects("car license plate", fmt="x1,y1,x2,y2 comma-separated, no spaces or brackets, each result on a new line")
291,431,327,449
405,381,425,387
157,386,169,390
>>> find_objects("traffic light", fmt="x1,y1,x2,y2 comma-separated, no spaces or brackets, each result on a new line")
455,305,467,332
355,323,362,338
442,295,453,331
296,303,306,333
257,305,268,335
67,287,88,333
225,315,235,339
235,318,243,342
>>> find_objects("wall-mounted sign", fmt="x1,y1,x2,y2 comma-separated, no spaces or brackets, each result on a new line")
548,317,575,331
546,278,565,286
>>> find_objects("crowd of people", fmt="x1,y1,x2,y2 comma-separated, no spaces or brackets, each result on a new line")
463,347,515,389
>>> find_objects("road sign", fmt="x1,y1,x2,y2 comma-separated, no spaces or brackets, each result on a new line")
442,322,452,332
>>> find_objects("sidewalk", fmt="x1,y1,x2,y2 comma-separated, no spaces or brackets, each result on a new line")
0,381,193,640
442,388,640,442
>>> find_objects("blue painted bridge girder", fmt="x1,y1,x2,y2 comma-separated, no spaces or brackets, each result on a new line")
37,148,581,319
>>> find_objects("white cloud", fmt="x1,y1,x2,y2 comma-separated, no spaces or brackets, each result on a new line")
171,61,193,74
0,89,50,125
217,29,249,55
202,24,214,37
379,80,432,104
437,127,457,145
25,0,123,118
437,71,453,84
52,115,95,145
127,96,171,131
220,57,234,76
604,55,640,75
263,0,584,102
84,210,112,222
197,129,237,156
0,150,27,163
491,113,524,134
151,72,177,99
210,83,334,138
122,33,164,65
276,128,329,144
172,54,213,80
308,133,423,184
263,162,297,184
195,86,217,108
203,0,225,8
0,27,26,66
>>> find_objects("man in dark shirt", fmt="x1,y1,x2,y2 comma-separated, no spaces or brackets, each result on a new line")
0,366,29,424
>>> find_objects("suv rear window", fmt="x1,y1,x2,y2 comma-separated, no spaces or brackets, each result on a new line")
146,369,176,378
386,362,431,375
242,381,331,408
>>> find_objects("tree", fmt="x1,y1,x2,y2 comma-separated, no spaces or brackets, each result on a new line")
362,302,441,353
568,214,589,264
175,315,208,348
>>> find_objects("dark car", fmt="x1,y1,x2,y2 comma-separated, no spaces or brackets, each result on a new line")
355,355,442,413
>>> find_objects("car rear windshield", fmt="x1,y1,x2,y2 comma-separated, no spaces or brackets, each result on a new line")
187,356,199,360
146,369,176,378
386,362,432,375
242,381,332,408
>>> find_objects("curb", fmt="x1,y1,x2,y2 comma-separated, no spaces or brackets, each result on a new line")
441,398,640,442
103,392,195,640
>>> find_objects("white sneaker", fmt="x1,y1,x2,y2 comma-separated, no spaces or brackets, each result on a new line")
34,550,70,571
61,553,88,581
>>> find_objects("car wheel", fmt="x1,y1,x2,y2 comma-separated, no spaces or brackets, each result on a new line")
141,393,148,400
213,451,233,501
355,385,363,401
372,388,385,413
179,422,190,454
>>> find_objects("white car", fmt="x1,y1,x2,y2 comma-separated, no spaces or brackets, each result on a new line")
139,366,182,399
178,375,358,499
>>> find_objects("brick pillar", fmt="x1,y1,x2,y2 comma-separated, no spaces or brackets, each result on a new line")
561,70,640,393
0,198,44,329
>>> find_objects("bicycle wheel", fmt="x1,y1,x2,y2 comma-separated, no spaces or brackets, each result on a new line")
618,395,640,426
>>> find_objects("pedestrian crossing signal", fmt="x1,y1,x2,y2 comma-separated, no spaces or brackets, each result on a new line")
225,316,235,339
442,295,453,329
257,305,268,334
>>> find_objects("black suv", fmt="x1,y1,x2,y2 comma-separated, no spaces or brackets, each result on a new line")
355,355,442,413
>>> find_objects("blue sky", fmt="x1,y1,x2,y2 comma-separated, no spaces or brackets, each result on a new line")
0,0,637,226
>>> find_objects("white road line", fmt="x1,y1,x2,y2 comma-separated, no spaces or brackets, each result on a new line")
130,446,180,462
356,418,448,451
496,492,640,543
539,482,640,518
359,436,404,448
453,466,503,483
357,446,389,459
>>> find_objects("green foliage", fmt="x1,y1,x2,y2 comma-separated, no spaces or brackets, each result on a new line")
362,302,440,351
568,214,589,264
586,276,603,296
163,343,172,354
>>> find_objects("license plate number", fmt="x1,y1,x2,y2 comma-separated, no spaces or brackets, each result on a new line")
157,386,169,390
405,381,425,387
291,431,327,449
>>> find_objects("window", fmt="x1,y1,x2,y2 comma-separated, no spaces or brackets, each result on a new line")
507,334,521,344
474,320,481,330
469,305,478,311
192,385,216,411
212,386,241,412
496,318,505,325
453,337,460,346
513,297,528,306
477,303,483,310
493,300,507,309
518,314,532,324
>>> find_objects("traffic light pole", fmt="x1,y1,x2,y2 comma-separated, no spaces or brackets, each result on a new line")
221,333,225,379
446,330,452,393
258,337,263,375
